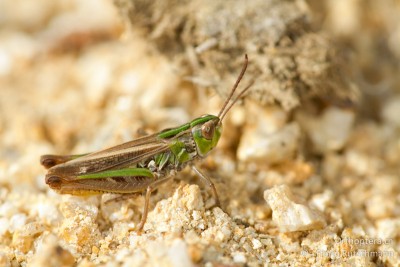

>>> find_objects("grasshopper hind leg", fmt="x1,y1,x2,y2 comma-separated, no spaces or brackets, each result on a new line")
135,175,174,232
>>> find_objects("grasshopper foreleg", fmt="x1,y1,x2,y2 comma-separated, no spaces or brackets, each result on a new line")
191,165,221,208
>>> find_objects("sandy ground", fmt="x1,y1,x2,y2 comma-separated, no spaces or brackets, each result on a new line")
0,0,399,266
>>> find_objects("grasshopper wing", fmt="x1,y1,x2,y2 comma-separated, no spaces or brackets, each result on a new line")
46,133,171,179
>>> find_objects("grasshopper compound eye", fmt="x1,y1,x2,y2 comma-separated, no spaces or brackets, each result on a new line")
201,122,215,140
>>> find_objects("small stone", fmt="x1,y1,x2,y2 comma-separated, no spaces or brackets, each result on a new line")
35,200,62,224
378,244,400,267
251,238,263,250
0,202,16,218
145,184,206,232
233,227,245,241
277,233,301,253
382,95,400,127
167,239,193,267
29,234,75,267
237,104,301,164
77,259,96,267
58,197,101,253
373,175,399,195
298,107,355,153
366,194,395,219
176,185,204,211
188,243,203,263
91,246,99,254
233,252,246,263
101,197,134,223
261,238,273,246
59,196,99,220
264,185,326,232
112,222,132,242
243,242,253,253
0,218,10,235
11,222,45,253
237,122,300,164
9,213,27,233
345,150,380,176
376,219,400,240
346,255,376,266
0,252,10,267
191,210,202,221
310,190,334,212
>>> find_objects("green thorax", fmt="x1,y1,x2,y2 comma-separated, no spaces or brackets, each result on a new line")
152,115,222,171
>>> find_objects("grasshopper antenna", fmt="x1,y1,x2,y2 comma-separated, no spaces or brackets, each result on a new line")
219,80,254,121
217,54,248,119
218,54,252,121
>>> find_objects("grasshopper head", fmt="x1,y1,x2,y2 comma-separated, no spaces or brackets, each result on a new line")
191,115,222,157
191,54,252,158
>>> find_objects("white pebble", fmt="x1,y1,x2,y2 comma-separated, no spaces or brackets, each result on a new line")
237,122,300,164
167,240,193,267
264,185,326,232
233,252,246,263
0,202,15,217
310,190,334,212
36,201,61,224
376,219,400,240
191,210,202,221
251,238,263,250
9,213,27,232
0,218,10,235
300,107,355,152
382,95,400,127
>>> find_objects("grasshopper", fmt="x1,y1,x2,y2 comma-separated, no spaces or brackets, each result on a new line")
40,55,251,231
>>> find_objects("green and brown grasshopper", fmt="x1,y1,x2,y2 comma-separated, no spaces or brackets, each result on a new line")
40,55,251,231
